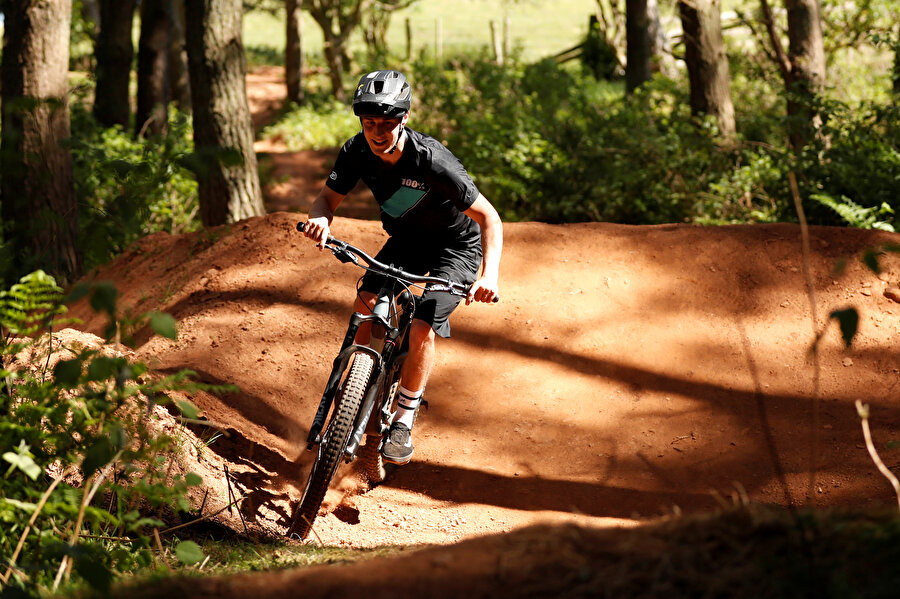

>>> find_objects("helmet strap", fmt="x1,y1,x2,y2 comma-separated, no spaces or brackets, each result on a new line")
388,125,406,155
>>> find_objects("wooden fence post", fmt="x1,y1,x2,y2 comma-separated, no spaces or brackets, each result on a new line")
435,18,443,65
490,20,503,65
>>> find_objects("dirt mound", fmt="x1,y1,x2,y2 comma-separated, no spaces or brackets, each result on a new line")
65,212,900,547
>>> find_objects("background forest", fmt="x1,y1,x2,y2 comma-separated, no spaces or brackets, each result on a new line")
0,0,897,287
0,0,899,597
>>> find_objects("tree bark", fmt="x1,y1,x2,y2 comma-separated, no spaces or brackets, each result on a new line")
785,0,826,149
625,0,653,94
1,0,81,284
286,0,305,105
169,0,193,112
81,0,101,40
136,0,172,137
93,0,138,129
184,0,265,226
679,0,736,137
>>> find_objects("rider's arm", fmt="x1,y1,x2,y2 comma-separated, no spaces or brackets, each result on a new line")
305,186,345,249
464,193,503,304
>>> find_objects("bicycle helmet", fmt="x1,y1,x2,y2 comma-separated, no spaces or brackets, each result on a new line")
352,70,411,118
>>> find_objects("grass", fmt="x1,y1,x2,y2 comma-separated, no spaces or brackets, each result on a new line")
193,535,406,574
243,0,599,64
68,504,900,598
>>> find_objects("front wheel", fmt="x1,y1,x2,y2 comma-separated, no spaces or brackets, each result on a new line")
358,353,405,486
289,352,374,539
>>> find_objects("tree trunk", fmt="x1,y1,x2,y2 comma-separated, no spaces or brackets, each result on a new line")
93,0,138,129
785,0,826,149
625,0,652,94
647,0,674,76
1,0,81,284
318,21,348,103
286,0,305,105
184,0,265,227
81,0,101,40
136,0,172,137
679,0,736,137
169,0,192,112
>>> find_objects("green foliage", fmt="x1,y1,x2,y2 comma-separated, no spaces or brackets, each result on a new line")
0,272,229,597
811,195,895,232
408,53,778,224
69,105,201,272
260,99,361,151
797,100,900,229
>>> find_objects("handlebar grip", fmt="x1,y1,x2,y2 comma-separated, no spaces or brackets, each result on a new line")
296,221,307,233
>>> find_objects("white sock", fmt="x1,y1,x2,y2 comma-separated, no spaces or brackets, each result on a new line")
393,386,423,429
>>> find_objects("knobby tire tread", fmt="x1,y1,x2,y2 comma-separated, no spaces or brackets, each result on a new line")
359,353,405,485
292,352,374,539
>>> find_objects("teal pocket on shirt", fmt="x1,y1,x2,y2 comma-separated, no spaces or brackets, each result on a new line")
381,186,426,218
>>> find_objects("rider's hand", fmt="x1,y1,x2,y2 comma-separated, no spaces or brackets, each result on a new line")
467,276,498,305
304,217,330,250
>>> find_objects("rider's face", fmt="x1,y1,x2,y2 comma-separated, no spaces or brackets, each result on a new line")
360,114,407,157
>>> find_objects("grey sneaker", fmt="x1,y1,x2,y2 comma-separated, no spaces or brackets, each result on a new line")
381,422,414,465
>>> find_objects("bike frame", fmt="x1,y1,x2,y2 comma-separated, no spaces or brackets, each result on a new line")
306,278,415,461
298,221,468,463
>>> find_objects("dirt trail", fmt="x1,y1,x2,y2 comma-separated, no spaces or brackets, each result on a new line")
68,212,900,547
66,67,900,555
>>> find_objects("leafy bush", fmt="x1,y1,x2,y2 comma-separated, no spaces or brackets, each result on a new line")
69,106,200,272
797,99,899,229
410,53,779,224
0,271,226,597
403,52,897,227
259,99,360,151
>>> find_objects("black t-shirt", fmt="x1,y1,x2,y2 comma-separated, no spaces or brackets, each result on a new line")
326,128,482,252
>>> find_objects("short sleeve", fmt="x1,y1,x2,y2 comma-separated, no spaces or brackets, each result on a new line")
432,149,479,211
325,136,362,195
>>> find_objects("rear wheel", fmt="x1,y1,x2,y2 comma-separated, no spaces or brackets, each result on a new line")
289,352,374,539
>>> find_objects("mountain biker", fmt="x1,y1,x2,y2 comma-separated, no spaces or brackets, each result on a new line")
301,69,503,465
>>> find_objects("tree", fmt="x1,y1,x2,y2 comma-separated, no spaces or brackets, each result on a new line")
303,0,368,102
169,0,193,112
363,0,418,61
136,0,172,137
1,0,81,284
678,0,736,137
759,0,826,149
184,0,265,226
93,0,139,129
286,0,305,105
625,0,653,94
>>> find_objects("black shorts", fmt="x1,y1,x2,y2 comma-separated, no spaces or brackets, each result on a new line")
359,236,482,338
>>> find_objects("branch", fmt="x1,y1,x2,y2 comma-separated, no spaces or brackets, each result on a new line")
735,9,779,67
758,0,792,82
789,172,821,507
0,466,74,587
856,401,900,513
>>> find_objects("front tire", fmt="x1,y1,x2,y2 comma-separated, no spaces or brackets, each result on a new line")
289,352,374,539
358,353,405,486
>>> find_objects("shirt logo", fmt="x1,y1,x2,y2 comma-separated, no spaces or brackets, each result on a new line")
401,178,426,190
329,171,337,181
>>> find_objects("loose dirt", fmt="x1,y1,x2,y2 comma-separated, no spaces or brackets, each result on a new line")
63,67,900,594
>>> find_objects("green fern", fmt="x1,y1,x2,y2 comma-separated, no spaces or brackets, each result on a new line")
810,194,896,232
0,270,65,336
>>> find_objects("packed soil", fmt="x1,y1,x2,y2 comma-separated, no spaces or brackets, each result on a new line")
64,67,900,595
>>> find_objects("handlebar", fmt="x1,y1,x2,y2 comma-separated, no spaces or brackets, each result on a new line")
297,221,499,302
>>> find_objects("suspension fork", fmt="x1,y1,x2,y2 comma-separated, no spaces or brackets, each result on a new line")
343,325,405,459
306,311,386,448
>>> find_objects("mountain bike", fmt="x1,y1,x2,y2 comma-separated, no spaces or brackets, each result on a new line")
288,221,493,540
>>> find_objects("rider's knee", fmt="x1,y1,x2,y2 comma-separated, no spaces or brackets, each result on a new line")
409,319,435,347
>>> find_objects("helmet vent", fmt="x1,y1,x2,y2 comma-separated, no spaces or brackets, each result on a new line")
374,81,384,93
